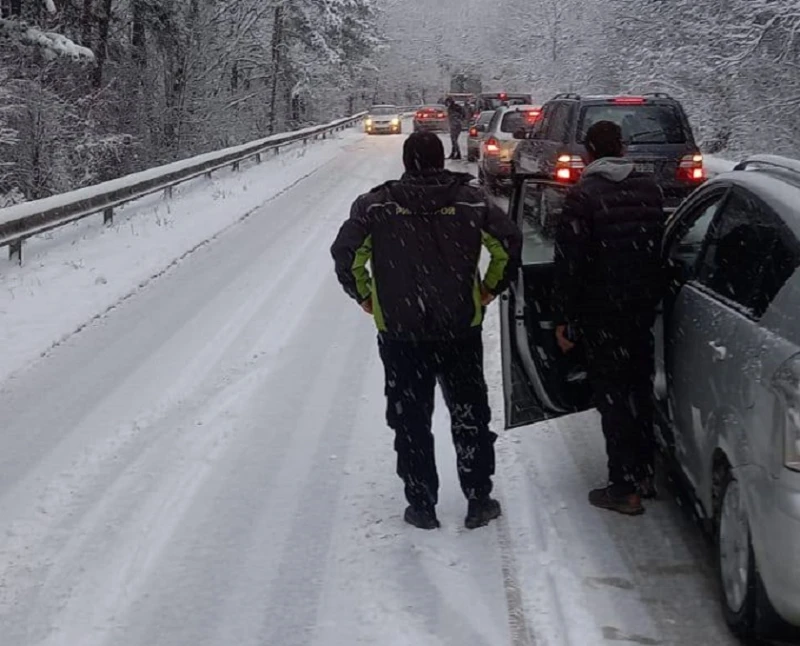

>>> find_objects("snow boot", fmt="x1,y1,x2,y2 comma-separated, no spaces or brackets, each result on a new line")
404,505,440,530
588,484,644,516
637,477,657,500
465,497,502,529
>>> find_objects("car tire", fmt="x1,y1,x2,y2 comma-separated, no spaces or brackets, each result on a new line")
716,469,783,641
467,151,477,162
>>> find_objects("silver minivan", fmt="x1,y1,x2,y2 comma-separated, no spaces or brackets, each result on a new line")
500,156,800,642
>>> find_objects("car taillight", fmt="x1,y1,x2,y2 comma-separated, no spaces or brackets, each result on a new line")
677,153,705,182
415,112,424,119
484,137,500,154
469,127,478,137
437,112,445,118
555,154,585,182
526,110,541,122
771,354,800,472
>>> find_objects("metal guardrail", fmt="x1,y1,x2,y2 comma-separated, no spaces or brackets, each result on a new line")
0,112,367,264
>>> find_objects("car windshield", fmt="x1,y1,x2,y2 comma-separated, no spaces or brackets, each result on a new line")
422,106,445,112
577,104,687,144
501,110,539,133
370,106,398,116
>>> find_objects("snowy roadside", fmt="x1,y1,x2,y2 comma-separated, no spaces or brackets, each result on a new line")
0,128,364,384
705,154,736,176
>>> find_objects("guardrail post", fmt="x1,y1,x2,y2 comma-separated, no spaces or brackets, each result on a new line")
275,146,280,155
103,207,114,225
255,153,262,163
9,240,22,265
165,185,173,199
232,161,240,171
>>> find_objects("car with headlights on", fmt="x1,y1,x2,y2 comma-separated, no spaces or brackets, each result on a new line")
364,105,402,135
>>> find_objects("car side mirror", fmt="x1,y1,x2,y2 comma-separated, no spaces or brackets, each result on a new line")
475,124,487,133
513,128,527,140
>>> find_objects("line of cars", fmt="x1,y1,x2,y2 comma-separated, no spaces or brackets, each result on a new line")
495,91,800,644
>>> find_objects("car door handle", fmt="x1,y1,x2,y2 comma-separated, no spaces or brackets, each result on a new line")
709,341,728,362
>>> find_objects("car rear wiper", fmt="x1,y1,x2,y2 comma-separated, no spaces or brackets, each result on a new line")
627,130,667,143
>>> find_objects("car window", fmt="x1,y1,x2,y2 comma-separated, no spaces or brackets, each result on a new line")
518,181,559,264
370,106,398,115
577,104,687,144
488,110,503,132
668,191,727,274
500,110,540,133
697,189,800,317
533,104,554,140
545,102,571,142
477,112,494,126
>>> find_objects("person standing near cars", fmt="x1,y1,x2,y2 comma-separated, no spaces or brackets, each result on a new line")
553,120,665,516
331,132,522,530
445,96,466,160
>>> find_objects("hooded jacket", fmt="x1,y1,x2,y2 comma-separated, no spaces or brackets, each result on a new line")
331,170,522,340
552,157,665,326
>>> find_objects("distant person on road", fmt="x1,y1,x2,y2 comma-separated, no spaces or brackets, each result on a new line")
552,120,665,516
331,132,522,530
444,96,466,160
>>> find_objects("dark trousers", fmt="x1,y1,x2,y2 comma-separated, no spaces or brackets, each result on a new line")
378,333,497,509
582,321,655,488
449,128,462,157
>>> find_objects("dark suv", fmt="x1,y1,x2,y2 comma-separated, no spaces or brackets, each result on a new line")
513,93,704,211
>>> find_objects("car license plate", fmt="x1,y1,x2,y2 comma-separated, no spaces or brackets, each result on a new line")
634,161,655,174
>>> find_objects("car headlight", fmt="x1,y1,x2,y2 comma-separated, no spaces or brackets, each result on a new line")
391,118,400,126
365,118,372,126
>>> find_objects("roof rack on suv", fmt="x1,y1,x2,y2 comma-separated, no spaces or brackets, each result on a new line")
551,93,581,101
642,92,673,99
733,154,800,175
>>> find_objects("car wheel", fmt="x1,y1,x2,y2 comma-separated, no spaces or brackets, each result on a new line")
467,151,477,162
716,469,783,640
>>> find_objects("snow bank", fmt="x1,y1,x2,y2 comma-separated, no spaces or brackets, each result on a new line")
705,155,737,176
0,128,363,383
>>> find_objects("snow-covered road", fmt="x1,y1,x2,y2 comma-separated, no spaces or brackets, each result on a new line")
0,129,739,645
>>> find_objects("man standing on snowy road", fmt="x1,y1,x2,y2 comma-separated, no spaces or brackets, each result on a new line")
331,132,522,530
445,96,466,160
553,120,665,516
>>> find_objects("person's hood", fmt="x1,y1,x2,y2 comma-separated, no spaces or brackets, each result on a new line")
386,170,475,212
581,157,635,183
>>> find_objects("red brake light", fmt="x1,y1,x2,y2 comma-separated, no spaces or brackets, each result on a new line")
612,96,646,105
437,111,445,118
677,153,705,182
555,154,585,183
484,137,500,154
499,92,507,100
525,109,541,122
469,127,478,137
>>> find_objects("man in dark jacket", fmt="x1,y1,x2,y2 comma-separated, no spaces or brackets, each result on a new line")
445,96,466,160
331,132,522,530
553,120,665,516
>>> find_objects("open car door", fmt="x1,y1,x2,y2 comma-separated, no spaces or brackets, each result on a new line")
500,176,594,428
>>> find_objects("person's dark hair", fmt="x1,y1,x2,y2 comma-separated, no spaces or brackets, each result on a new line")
403,131,445,172
585,120,624,159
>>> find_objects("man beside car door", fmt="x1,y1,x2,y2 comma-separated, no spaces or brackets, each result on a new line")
553,120,666,516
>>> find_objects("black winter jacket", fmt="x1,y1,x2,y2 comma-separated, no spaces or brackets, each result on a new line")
552,157,665,327
331,170,522,341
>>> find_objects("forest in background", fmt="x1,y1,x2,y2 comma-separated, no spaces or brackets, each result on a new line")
3,0,800,205
0,0,382,205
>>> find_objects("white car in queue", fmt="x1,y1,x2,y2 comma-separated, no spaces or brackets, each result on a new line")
364,105,402,135
477,104,541,190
